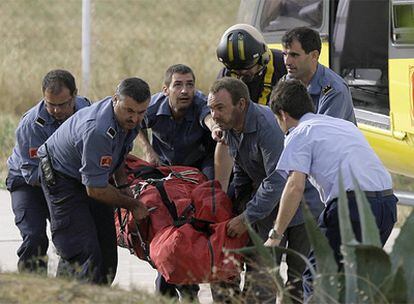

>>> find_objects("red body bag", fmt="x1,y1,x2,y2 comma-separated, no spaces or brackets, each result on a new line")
115,155,248,284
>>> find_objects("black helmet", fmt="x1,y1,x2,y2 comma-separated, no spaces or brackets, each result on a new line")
216,24,269,70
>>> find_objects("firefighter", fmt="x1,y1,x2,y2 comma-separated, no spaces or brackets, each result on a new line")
6,69,91,274
216,23,287,106
37,77,150,284
137,64,218,300
265,79,397,301
208,77,287,303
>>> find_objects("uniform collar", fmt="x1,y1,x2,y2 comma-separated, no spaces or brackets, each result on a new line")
307,63,324,95
156,95,195,122
240,101,256,134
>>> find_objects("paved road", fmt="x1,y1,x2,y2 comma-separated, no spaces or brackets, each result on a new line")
0,190,400,302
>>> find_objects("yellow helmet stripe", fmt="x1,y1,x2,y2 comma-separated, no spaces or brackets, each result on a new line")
238,34,245,60
227,36,234,62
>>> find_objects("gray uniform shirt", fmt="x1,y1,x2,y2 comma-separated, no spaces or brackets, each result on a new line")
225,102,288,224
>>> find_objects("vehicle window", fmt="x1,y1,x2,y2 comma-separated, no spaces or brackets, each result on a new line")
391,1,414,45
259,0,323,33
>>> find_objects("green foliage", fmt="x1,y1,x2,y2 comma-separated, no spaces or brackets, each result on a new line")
244,178,414,303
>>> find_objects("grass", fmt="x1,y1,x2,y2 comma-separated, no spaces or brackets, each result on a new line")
0,0,240,114
0,272,176,304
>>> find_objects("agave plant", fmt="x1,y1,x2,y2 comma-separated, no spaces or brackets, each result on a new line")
238,174,414,303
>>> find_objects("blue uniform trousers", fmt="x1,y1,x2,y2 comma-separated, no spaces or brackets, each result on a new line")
40,172,117,285
303,192,398,302
7,177,49,273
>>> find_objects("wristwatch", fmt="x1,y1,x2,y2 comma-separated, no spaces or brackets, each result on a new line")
268,228,284,240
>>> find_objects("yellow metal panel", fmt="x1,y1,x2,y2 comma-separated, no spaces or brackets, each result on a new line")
360,124,414,178
389,58,414,134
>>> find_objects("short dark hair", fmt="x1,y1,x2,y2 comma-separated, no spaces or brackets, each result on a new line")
282,26,321,54
116,77,150,103
164,64,195,86
209,77,250,105
42,69,77,96
270,79,315,120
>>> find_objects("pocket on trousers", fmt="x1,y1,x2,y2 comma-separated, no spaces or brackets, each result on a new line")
51,194,74,205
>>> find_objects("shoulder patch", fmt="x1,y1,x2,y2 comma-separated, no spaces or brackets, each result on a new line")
322,85,333,95
35,117,46,127
100,156,112,168
106,127,117,139
29,147,38,159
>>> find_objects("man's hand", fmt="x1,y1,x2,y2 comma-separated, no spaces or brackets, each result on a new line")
226,214,247,238
119,186,134,198
211,125,225,143
132,201,149,221
264,238,281,247
145,149,161,166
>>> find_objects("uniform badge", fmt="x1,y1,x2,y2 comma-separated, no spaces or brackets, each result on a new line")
29,147,38,159
35,117,46,127
100,156,112,167
106,127,117,139
322,85,333,95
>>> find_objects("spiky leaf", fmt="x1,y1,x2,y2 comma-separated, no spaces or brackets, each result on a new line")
381,262,407,303
390,210,414,302
337,171,358,303
351,176,381,247
353,244,391,303
302,203,339,303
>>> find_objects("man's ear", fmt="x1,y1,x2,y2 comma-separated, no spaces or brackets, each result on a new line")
310,49,320,62
73,88,78,97
280,110,289,122
162,85,169,96
238,97,247,111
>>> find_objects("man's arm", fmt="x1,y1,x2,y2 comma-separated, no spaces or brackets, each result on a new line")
86,184,148,220
264,171,306,247
214,142,233,191
136,129,161,165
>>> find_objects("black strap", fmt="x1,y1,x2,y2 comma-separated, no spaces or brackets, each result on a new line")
155,180,179,220
128,165,165,180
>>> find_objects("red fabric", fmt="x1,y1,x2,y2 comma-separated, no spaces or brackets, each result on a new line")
115,155,249,284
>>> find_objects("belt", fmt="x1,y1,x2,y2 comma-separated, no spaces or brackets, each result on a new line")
346,189,393,198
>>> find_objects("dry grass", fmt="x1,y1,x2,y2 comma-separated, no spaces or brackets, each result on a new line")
0,0,240,114
0,272,176,304
0,0,240,186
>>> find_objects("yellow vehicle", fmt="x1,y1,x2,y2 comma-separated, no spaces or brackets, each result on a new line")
238,0,414,177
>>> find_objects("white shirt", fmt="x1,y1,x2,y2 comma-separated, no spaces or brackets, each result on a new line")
276,113,392,204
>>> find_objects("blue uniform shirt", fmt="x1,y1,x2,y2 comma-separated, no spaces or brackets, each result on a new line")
277,113,392,204
287,63,356,124
141,91,213,167
225,102,289,224
7,97,91,186
38,97,140,188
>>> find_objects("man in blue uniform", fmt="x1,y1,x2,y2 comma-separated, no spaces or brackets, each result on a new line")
138,64,216,180
282,26,356,123
137,64,217,300
6,69,91,273
265,79,397,300
37,77,150,284
208,77,288,303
